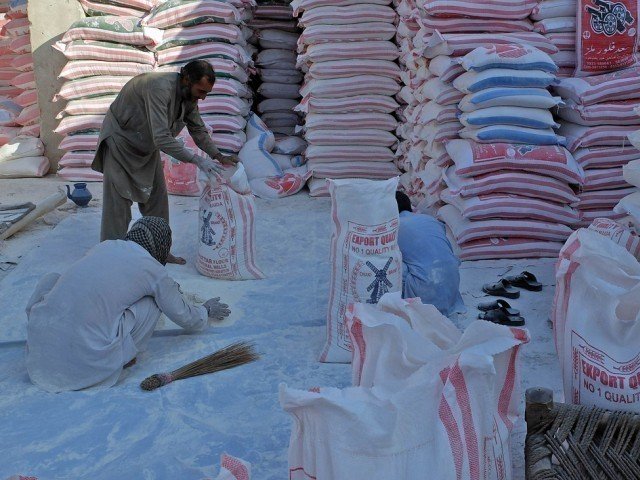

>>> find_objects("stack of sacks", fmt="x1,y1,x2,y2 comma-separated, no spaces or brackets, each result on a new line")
249,3,303,137
238,113,310,198
433,44,584,260
293,0,402,197
556,66,640,227
147,0,255,188
0,135,49,178
5,0,39,138
53,16,158,181
530,0,576,78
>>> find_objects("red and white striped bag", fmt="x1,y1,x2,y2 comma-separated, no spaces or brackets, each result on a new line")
196,164,264,281
59,60,153,80
54,40,155,64
531,0,575,20
61,16,158,46
298,23,396,49
78,0,147,18
307,177,329,197
304,113,396,131
59,96,115,117
553,67,640,105
54,115,105,136
308,160,400,179
307,59,400,80
428,55,465,82
412,101,457,124
446,140,584,184
209,131,246,153
421,0,537,19
418,32,558,58
306,129,397,147
583,168,628,192
141,0,243,29
558,101,640,126
59,151,95,168
576,209,627,227
156,42,251,66
438,204,574,243
54,76,133,102
574,188,637,210
441,189,580,224
12,70,34,90
297,41,399,65
155,23,247,49
457,237,564,260
291,0,391,16
200,114,246,133
560,123,639,151
299,5,396,26
57,167,103,182
58,133,99,152
199,96,251,116
15,104,39,126
418,14,533,33
545,32,575,51
157,57,249,83
15,89,37,108
2,16,30,36
11,54,32,71
301,75,400,99
9,34,30,54
282,292,527,480
306,144,394,163
296,95,399,114
574,146,640,169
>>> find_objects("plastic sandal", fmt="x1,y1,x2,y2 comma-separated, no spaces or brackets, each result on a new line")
481,279,520,299
504,271,542,292
477,299,520,316
478,309,525,327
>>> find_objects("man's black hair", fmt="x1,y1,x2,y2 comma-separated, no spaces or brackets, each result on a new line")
395,190,412,213
180,60,216,84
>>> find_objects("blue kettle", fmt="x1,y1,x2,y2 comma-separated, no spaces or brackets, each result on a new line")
66,183,92,207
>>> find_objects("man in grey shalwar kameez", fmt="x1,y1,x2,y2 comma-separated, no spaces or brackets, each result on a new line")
25,217,231,393
92,60,237,264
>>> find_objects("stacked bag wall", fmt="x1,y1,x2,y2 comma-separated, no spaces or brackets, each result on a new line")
293,0,402,197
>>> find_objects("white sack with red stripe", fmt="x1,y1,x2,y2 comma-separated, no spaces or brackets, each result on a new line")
281,292,529,480
553,228,640,412
196,164,265,281
321,178,402,363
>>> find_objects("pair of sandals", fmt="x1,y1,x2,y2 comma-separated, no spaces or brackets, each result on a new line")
477,271,542,327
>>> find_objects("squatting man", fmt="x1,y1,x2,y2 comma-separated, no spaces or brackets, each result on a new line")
25,217,231,393
92,59,238,264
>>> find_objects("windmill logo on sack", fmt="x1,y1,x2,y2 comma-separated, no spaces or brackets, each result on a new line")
365,258,394,304
200,209,228,249
586,0,635,36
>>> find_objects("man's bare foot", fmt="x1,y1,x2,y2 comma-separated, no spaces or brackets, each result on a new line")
166,253,186,265
123,357,137,369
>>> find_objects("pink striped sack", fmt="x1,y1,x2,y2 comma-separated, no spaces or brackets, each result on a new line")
199,96,251,116
560,123,639,151
438,204,574,243
553,228,640,412
457,237,564,260
59,60,152,80
291,0,391,16
141,0,243,29
59,96,116,117
19,124,40,138
297,41,399,66
59,151,95,168
0,126,21,145
9,34,30,55
575,187,637,210
421,0,537,19
416,78,464,105
157,57,249,83
441,189,580,224
446,140,584,185
54,40,156,65
59,133,99,152
254,4,293,20
299,5,396,26
417,15,534,33
550,51,577,68
196,164,264,281
15,104,39,126
54,76,133,102
11,70,34,90
553,67,640,105
155,24,247,50
298,23,396,50
531,0,576,20
558,101,640,126
304,113,396,132
282,292,528,480
11,54,32,72
57,167,103,182
545,32,575,51
54,115,104,136
429,55,465,82
300,75,400,99
2,17,30,36
156,42,251,66
296,95,399,114
583,167,628,191
418,32,558,58
78,0,147,18
321,177,401,363
308,59,400,80
306,129,397,147
61,16,159,46
574,146,640,169
208,131,246,153
308,160,400,179
306,145,395,163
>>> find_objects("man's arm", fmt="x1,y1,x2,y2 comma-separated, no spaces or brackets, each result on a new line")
144,86,198,164
152,274,208,332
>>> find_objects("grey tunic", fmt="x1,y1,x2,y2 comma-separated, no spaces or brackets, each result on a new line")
26,240,208,392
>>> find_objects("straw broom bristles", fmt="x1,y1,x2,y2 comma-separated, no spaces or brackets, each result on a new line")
140,341,259,391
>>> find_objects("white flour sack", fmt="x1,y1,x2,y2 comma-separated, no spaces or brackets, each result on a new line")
196,164,265,281
553,228,640,412
460,44,558,72
321,178,402,363
553,67,640,105
458,87,564,111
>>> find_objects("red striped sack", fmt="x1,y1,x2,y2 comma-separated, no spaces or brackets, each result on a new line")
583,167,628,192
14,89,37,108
421,0,537,19
438,203,573,243
2,17,30,36
415,78,464,105
409,101,457,124
574,187,636,210
308,160,400,179
550,51,576,68
446,140,584,184
55,115,104,136
0,125,21,145
11,70,34,89
457,237,564,260
196,164,265,281
588,217,640,259
58,133,99,152
254,4,293,20
441,189,580,224
200,114,246,132
306,129,397,147
533,16,575,34
15,103,39,126
299,5,396,26
208,131,247,153
155,23,246,50
199,96,251,116
59,151,95,168
553,67,640,105
443,166,580,203
418,32,558,58
306,144,394,163
558,101,640,126
308,59,400,81
141,0,243,29
291,0,391,16
574,146,640,169
156,41,251,66
545,32,575,51
59,96,116,117
418,14,533,33
298,23,396,50
78,0,147,18
304,113,397,132
53,40,155,65
57,166,103,182
59,60,153,80
297,41,399,65
11,54,32,72
576,209,627,227
61,16,157,46
559,123,640,151
156,57,249,83
19,124,40,137
296,95,399,114
54,76,133,102
301,75,399,99
9,34,30,54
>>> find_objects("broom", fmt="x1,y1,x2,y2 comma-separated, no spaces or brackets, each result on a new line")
140,341,259,391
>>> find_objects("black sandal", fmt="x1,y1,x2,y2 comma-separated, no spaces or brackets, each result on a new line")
477,299,520,316
478,309,525,327
481,279,520,299
504,271,542,292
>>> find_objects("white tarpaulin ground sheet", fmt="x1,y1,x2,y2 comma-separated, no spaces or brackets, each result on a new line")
0,193,562,479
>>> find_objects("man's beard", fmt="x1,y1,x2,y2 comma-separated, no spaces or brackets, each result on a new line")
181,84,194,102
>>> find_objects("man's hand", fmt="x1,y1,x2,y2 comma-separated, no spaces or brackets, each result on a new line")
215,153,239,166
193,154,223,177
204,297,231,323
